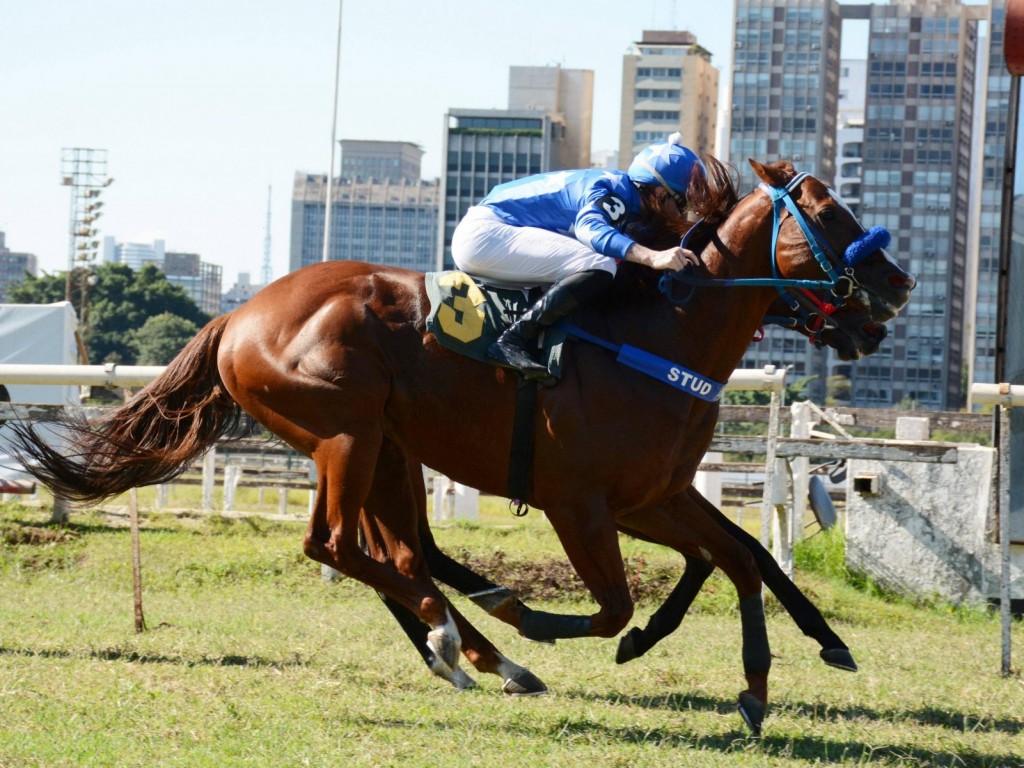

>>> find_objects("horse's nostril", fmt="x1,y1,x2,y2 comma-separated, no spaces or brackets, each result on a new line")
863,322,887,341
889,273,917,291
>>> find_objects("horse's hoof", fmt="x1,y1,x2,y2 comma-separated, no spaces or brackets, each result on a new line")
426,627,460,671
820,647,858,672
615,627,643,665
737,691,766,737
428,656,478,691
502,670,548,696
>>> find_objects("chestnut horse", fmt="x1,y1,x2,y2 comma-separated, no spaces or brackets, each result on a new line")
8,159,914,735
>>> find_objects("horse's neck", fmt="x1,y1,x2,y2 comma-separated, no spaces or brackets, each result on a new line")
620,199,778,385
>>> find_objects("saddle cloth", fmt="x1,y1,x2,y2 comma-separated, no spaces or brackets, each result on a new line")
424,271,567,380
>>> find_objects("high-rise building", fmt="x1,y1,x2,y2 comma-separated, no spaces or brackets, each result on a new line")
438,65,594,270
855,0,983,410
730,2,843,192
728,1,844,403
729,0,989,409
289,173,440,273
826,60,868,404
340,140,424,183
289,138,440,273
618,30,720,165
103,237,165,270
970,0,1010,389
163,251,223,317
0,231,38,301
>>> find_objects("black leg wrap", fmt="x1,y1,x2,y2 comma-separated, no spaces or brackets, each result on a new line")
739,593,772,675
519,610,592,641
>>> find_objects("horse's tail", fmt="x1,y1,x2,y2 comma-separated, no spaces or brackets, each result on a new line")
6,314,243,502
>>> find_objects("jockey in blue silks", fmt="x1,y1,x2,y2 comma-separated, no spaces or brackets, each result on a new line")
451,133,706,376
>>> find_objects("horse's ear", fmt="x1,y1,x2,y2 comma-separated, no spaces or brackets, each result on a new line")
748,159,795,188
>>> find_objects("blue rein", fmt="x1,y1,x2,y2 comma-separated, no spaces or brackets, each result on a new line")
659,173,891,306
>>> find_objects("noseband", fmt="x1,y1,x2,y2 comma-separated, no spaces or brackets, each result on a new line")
659,173,892,342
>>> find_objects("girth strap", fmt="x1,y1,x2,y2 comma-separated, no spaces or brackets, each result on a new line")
507,377,538,515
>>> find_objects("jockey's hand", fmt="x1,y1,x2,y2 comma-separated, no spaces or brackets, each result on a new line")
626,243,700,272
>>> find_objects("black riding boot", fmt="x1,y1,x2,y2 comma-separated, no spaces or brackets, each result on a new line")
487,269,614,375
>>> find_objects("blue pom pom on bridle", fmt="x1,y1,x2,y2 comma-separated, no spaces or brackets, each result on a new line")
843,226,891,267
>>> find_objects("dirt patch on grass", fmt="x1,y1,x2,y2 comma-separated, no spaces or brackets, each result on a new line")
452,548,694,603
2,525,78,546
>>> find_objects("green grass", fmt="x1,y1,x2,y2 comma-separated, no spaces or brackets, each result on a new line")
0,500,1021,767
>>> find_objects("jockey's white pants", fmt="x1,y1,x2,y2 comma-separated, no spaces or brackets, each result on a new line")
451,205,618,285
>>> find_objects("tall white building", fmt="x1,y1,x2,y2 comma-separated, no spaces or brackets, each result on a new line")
619,30,720,168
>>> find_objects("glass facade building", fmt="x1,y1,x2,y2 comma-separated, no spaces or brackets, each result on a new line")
439,66,593,270
729,0,991,409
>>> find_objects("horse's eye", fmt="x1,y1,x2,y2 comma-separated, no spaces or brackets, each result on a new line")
819,207,837,222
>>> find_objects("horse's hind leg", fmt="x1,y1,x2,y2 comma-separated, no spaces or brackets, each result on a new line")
361,447,546,694
619,496,771,736
302,432,460,670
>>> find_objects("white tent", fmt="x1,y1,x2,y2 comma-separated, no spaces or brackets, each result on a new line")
0,302,81,406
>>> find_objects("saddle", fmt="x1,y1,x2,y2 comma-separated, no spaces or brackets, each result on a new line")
424,271,569,382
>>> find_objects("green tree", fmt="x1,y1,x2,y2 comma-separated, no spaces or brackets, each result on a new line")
825,374,852,406
7,263,210,364
129,313,200,365
723,374,816,406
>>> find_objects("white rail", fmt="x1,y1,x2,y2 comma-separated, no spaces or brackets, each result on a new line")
0,363,165,388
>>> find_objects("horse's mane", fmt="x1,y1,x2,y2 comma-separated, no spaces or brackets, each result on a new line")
610,155,739,307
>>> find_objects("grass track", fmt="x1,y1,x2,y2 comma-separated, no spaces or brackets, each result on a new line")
0,501,1021,767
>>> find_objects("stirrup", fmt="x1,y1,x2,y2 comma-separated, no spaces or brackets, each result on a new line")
487,340,548,375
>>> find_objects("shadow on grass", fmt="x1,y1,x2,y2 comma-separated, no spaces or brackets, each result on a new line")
572,689,1023,736
352,702,1021,767
0,643,309,669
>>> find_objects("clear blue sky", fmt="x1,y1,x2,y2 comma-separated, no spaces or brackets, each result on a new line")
1,1,871,285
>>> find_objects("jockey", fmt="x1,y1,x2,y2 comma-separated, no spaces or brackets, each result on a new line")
451,132,705,376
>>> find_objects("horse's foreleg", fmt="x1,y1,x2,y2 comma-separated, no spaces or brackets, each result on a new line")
691,489,856,671
619,497,770,736
528,503,634,641
614,551,714,664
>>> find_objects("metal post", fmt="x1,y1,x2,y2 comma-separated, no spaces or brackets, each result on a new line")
321,0,343,263
999,403,1012,678
129,487,146,633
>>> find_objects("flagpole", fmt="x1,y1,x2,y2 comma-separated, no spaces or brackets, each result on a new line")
322,0,343,262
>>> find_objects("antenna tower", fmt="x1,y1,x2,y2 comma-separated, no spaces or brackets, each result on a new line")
262,185,273,285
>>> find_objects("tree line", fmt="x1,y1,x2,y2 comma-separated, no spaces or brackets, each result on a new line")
7,263,211,366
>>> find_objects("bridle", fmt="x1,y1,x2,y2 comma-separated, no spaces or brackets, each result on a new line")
659,172,892,345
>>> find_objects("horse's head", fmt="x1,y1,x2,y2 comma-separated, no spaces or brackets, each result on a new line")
749,159,916,325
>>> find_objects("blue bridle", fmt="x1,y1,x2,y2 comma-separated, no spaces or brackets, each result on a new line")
659,173,892,318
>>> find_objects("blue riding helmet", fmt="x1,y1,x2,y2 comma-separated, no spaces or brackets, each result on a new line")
628,132,705,203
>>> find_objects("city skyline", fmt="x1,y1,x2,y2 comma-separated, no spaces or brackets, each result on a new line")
1,1,739,282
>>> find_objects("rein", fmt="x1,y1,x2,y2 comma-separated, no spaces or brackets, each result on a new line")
659,173,891,318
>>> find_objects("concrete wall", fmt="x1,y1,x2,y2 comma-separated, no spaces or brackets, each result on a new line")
845,445,1023,606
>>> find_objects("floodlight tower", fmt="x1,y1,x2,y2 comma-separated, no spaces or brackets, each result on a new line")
60,148,113,329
